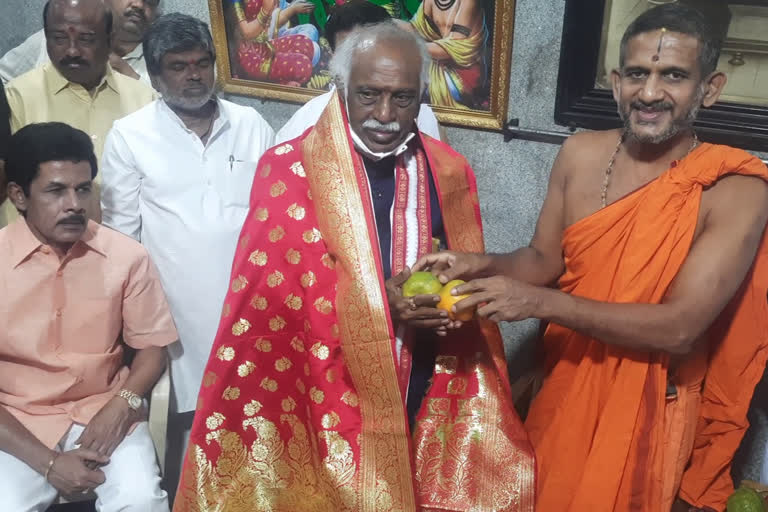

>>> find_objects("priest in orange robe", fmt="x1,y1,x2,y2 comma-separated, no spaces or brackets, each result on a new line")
416,5,768,511
173,23,534,512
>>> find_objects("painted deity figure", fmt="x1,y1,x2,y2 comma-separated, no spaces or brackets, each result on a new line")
401,0,487,109
233,0,321,85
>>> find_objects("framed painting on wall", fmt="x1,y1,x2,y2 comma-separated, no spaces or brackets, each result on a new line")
207,0,517,130
555,0,768,152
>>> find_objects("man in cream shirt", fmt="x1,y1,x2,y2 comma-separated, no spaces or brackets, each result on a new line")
0,0,160,84
0,0,155,227
100,15,274,484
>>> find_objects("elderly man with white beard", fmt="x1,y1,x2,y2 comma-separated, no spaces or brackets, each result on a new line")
99,13,274,486
171,21,535,512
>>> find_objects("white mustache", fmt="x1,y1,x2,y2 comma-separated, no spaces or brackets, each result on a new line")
362,119,401,133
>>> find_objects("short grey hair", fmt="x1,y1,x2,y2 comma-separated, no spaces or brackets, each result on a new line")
143,13,215,76
329,21,430,94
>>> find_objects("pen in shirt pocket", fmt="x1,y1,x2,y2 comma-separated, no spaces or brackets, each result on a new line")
228,155,244,171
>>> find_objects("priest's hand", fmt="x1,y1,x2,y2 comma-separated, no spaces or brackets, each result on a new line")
451,276,542,323
413,250,493,285
386,268,457,335
75,397,139,464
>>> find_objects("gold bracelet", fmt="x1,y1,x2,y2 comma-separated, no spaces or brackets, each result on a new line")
43,452,59,481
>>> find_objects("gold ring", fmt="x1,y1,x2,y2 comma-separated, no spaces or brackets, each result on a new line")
409,299,417,310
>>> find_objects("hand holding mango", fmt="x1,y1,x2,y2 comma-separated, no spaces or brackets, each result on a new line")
403,273,475,322
402,271,442,297
437,279,475,321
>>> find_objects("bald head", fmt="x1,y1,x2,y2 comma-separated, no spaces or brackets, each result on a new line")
44,0,113,34
44,0,112,90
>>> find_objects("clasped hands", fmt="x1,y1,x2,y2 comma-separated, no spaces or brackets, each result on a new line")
46,396,140,495
386,251,542,333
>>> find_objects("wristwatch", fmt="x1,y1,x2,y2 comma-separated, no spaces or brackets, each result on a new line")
117,389,142,411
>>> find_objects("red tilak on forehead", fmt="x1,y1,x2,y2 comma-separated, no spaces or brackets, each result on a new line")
67,26,77,35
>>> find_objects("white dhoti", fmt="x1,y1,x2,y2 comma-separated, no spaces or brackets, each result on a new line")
0,422,168,512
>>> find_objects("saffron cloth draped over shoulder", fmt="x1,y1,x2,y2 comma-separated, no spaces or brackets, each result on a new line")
173,92,535,512
524,143,768,512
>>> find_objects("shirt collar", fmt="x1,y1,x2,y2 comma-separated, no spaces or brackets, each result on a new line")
44,62,119,95
159,96,229,137
8,217,107,268
124,43,144,61
78,221,108,257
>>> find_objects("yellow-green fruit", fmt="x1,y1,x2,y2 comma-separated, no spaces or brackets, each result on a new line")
402,272,442,297
727,487,766,512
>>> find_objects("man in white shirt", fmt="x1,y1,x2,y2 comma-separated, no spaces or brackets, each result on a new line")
99,13,274,479
0,0,159,84
275,0,442,144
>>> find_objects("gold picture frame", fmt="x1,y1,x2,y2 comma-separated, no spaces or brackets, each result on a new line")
208,0,517,130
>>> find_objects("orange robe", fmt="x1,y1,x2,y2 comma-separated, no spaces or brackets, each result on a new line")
524,143,768,511
679,235,768,509
173,92,534,511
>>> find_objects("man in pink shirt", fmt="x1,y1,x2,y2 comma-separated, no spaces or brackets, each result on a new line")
0,122,176,511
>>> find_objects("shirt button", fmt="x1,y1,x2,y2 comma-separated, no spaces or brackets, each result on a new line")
40,247,50,255
55,309,62,318
56,270,63,277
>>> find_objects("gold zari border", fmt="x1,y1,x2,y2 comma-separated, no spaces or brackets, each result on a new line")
302,92,417,511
